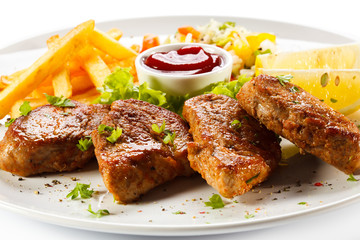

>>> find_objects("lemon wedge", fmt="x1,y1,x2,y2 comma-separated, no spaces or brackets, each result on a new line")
255,43,360,115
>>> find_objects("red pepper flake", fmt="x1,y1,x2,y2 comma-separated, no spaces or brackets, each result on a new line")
137,210,143,212
199,211,206,214
314,182,323,186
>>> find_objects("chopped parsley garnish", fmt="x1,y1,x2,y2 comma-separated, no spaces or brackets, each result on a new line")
5,118,15,127
172,210,186,215
98,124,114,134
347,174,358,182
163,130,176,149
19,101,32,116
246,172,260,184
106,127,123,143
276,75,293,86
298,202,308,205
330,98,338,103
292,101,300,104
66,183,94,199
231,119,242,129
244,213,255,219
87,204,110,218
289,86,299,93
204,194,225,209
44,93,75,107
76,137,93,152
152,120,166,134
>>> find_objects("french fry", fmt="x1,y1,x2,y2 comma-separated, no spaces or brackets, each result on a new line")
28,75,53,98
81,45,111,88
70,72,94,95
0,20,95,119
47,34,60,48
52,68,72,98
90,28,137,60
47,34,73,98
72,88,100,105
107,28,123,41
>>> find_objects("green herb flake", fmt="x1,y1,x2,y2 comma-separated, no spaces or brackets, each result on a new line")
163,131,176,149
347,174,358,182
5,118,15,127
246,172,260,184
298,202,308,205
244,213,255,219
44,93,75,107
106,127,123,143
289,86,299,93
320,72,329,87
292,101,300,104
76,137,93,152
19,101,32,116
276,75,293,86
98,124,114,134
172,210,186,215
66,183,94,199
87,204,110,218
330,98,338,103
152,120,166,134
231,119,242,129
204,194,225,209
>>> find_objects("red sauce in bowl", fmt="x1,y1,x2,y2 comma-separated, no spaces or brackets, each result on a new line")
143,45,223,75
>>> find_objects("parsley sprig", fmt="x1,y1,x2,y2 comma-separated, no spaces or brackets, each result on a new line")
44,93,75,107
276,75,293,86
76,137,93,152
152,120,166,134
66,183,94,199
163,130,176,149
98,124,114,134
87,204,110,218
106,127,123,143
347,174,358,182
4,101,32,127
204,194,225,209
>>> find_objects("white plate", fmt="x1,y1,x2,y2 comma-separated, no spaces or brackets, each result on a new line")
0,16,359,236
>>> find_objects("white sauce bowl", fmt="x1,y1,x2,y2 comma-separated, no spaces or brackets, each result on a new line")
135,43,233,96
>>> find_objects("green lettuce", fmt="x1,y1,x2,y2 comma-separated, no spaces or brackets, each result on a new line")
94,67,251,114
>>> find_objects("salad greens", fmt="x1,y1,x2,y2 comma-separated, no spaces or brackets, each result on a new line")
94,67,252,115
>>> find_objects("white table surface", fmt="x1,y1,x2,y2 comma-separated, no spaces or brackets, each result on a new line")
1,0,359,239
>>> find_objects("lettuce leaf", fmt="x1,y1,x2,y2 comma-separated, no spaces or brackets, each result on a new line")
94,67,251,115
205,74,252,99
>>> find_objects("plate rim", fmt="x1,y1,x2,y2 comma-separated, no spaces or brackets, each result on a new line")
0,15,359,236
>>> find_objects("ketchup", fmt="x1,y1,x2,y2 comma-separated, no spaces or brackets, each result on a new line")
143,45,223,75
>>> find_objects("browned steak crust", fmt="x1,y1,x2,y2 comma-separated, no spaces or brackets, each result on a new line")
182,94,281,198
92,99,193,204
0,101,109,177
237,74,360,174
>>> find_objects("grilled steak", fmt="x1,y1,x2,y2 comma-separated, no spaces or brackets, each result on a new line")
91,99,193,204
237,74,360,174
182,94,281,198
0,101,109,177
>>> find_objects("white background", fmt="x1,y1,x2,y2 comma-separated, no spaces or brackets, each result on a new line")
1,0,360,239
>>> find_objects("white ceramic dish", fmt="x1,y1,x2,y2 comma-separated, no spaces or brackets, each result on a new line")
0,16,359,237
136,43,233,96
